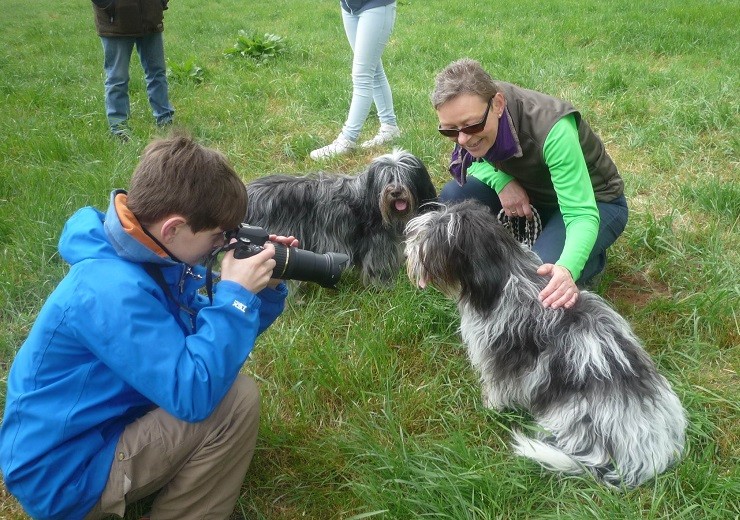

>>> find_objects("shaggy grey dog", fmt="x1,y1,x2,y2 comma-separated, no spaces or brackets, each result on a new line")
246,149,437,286
404,200,686,488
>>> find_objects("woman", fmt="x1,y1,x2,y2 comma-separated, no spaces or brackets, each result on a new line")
432,58,628,309
310,0,401,160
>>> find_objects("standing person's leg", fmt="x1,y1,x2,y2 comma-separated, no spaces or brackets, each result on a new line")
359,3,400,147
310,5,396,159
342,4,396,141
136,32,175,126
532,196,629,287
84,376,260,520
101,36,135,136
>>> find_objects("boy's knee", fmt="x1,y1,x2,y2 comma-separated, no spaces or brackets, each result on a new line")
230,375,260,420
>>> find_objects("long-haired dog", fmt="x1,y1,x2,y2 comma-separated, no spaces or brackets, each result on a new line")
246,149,437,286
404,200,686,488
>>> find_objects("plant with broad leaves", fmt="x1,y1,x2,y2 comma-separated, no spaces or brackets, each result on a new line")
167,58,206,84
224,31,287,63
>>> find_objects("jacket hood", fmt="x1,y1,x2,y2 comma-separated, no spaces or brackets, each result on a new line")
59,189,174,268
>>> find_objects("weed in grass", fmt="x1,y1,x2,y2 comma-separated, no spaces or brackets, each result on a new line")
224,31,288,64
167,57,207,85
679,179,740,222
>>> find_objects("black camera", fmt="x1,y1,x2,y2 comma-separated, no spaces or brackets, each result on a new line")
226,224,350,288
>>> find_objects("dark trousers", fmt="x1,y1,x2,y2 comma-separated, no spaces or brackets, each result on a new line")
439,177,629,285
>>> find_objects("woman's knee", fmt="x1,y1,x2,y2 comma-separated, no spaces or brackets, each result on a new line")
439,181,464,203
440,179,502,212
596,197,629,247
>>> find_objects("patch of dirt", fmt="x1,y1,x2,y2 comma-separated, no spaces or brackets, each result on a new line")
603,271,672,308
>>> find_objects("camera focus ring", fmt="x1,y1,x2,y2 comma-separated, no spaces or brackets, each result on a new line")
272,244,290,278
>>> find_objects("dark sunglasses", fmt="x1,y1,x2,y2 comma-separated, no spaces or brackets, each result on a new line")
438,97,493,138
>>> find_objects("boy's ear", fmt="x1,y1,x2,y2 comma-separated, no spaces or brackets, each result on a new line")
159,216,188,244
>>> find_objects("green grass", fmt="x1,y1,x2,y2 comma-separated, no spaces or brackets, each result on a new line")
1,0,738,518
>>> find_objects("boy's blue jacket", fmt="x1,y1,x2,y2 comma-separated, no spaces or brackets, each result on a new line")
0,190,287,520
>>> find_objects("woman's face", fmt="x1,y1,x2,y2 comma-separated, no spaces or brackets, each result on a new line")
436,92,504,158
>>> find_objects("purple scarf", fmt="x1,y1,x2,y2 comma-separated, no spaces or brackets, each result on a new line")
449,108,521,186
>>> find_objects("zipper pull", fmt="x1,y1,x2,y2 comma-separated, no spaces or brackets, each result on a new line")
179,268,188,294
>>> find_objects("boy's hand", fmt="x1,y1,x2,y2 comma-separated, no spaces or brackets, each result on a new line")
269,234,299,248
220,242,276,294
219,235,300,292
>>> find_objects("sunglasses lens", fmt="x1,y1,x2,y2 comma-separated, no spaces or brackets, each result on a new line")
438,98,492,138
438,122,485,138
462,122,485,135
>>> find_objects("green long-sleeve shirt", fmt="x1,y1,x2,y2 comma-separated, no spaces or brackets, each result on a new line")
468,114,600,280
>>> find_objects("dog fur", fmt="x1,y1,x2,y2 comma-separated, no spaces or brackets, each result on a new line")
246,149,437,286
404,200,686,488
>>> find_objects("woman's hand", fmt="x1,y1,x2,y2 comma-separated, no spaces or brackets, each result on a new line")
537,263,579,309
498,180,533,219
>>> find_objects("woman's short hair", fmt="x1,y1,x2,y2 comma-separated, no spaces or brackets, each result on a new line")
431,58,500,109
127,132,247,232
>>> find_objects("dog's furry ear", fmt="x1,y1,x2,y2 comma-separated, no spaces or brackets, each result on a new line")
443,202,511,311
359,162,384,221
411,159,438,210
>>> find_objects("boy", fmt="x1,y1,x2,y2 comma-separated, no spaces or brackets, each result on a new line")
0,134,296,519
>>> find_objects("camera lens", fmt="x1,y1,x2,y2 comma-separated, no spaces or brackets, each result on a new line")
271,244,350,288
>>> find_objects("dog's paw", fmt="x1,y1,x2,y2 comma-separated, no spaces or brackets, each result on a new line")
481,390,507,411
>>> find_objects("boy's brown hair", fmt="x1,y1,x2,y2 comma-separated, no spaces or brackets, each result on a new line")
127,133,247,232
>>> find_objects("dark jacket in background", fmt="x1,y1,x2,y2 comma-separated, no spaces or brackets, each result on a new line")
92,0,167,37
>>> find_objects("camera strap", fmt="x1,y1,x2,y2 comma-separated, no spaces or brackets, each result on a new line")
203,241,240,306
143,263,197,332
205,265,215,306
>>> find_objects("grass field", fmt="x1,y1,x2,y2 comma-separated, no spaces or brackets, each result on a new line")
0,0,738,518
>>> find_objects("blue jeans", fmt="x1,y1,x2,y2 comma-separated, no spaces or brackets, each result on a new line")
439,177,629,285
340,3,397,142
101,33,175,129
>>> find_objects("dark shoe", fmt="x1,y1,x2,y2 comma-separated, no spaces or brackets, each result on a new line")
110,123,132,142
580,252,607,291
156,113,174,127
582,270,604,291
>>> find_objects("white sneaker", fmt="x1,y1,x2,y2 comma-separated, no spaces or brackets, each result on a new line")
309,135,356,160
360,124,401,148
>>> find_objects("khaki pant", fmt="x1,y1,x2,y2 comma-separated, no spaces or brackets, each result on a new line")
84,375,260,520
